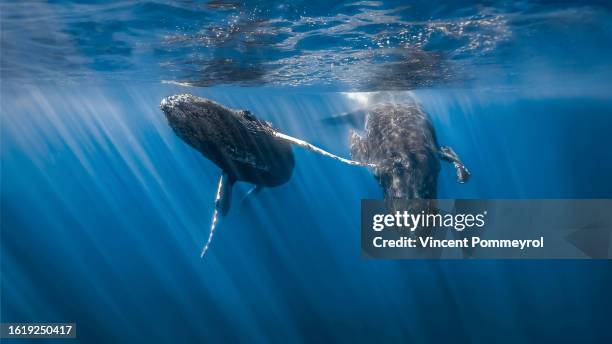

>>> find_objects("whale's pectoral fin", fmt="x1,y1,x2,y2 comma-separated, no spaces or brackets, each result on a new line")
243,185,263,200
239,185,263,210
439,146,470,183
349,130,367,162
273,131,376,168
201,172,234,258
217,172,235,217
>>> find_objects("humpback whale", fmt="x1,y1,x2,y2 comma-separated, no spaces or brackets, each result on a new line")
160,94,372,256
347,101,470,200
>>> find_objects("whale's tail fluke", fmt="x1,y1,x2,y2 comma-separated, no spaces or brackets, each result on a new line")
273,131,376,168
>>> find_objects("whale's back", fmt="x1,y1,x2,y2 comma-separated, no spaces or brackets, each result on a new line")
351,103,440,199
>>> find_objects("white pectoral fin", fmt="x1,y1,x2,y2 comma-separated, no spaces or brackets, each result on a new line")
439,146,471,183
201,172,233,258
217,173,234,217
273,131,375,168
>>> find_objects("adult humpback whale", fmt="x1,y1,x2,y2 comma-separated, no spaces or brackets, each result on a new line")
160,94,372,256
347,101,470,200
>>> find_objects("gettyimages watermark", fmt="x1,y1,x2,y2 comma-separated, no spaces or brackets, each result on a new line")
361,199,612,259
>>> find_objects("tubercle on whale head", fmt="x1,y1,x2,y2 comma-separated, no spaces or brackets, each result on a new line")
160,93,194,113
160,94,198,123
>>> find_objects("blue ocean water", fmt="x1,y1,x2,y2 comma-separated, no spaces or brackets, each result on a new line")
1,1,612,343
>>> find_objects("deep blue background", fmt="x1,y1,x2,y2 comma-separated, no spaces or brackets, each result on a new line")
2,85,611,343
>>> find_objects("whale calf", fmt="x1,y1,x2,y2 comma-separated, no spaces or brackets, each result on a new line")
160,94,372,256
347,101,470,201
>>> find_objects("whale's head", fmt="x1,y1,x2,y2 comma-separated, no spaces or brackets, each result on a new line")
160,93,239,154
160,93,236,142
160,93,231,124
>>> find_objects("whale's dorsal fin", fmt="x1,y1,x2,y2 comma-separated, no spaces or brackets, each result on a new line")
439,146,470,183
273,131,375,168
